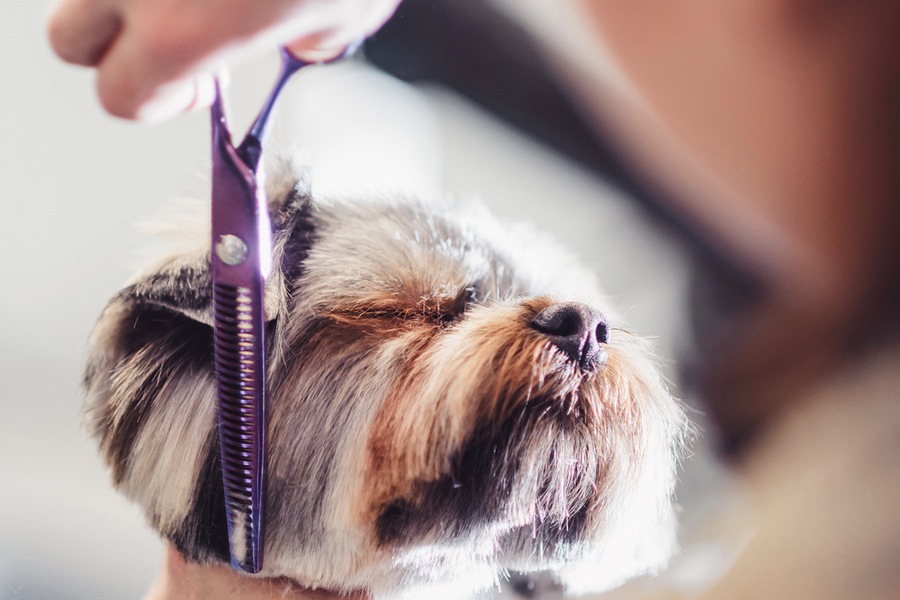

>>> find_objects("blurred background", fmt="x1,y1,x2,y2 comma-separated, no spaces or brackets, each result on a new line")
1,1,739,598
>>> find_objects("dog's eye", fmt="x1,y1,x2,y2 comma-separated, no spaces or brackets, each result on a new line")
336,287,478,326
432,287,477,323
461,286,478,307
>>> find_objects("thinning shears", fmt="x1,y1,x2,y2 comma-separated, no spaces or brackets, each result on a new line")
209,46,354,573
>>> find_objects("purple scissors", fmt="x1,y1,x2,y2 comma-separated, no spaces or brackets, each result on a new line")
209,46,355,573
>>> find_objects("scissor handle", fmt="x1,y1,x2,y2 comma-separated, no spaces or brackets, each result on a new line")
237,44,361,173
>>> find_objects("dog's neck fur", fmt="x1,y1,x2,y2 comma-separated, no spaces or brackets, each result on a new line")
143,545,370,600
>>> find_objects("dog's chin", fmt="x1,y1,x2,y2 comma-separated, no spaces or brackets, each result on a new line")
363,302,683,584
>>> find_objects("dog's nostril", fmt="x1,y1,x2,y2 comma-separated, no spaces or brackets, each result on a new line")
553,312,581,337
531,303,608,370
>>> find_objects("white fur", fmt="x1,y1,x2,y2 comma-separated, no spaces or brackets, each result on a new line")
84,165,689,599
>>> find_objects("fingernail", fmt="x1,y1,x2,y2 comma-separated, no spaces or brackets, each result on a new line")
135,80,197,123
187,74,217,112
286,37,349,64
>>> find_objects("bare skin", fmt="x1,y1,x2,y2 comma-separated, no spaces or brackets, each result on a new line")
570,0,900,453
46,0,401,121
143,545,370,600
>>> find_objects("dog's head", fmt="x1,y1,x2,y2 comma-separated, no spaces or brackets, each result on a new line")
85,164,688,598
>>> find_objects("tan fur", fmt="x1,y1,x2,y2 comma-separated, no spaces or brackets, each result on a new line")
84,162,689,599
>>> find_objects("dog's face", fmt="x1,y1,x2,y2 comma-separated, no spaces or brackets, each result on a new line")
85,165,688,598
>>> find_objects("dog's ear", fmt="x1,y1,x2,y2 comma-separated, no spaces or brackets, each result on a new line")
82,170,317,564
122,254,215,324
86,176,318,408
116,165,316,328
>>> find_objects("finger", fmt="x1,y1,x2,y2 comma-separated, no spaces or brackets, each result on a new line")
363,0,404,34
141,74,219,122
94,19,183,120
96,23,219,123
285,0,400,61
96,6,235,120
285,31,349,63
47,0,122,66
104,72,216,123
95,26,152,119
187,72,219,114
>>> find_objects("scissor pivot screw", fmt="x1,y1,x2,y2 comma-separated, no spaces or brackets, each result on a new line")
216,234,249,266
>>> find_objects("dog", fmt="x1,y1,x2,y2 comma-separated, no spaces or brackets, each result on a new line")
83,160,689,599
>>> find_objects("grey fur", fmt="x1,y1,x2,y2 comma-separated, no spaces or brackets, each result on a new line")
84,162,689,599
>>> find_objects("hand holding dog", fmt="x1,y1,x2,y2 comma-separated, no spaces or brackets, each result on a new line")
46,0,400,122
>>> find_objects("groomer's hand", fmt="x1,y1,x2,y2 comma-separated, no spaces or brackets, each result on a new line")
47,0,401,122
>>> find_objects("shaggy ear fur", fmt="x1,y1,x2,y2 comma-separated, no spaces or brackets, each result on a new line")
115,161,316,327
83,167,317,562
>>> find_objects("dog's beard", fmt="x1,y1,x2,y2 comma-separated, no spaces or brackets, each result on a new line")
256,299,683,594
84,165,688,598
370,301,646,543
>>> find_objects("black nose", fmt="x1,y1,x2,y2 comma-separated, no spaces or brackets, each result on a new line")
530,303,609,370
